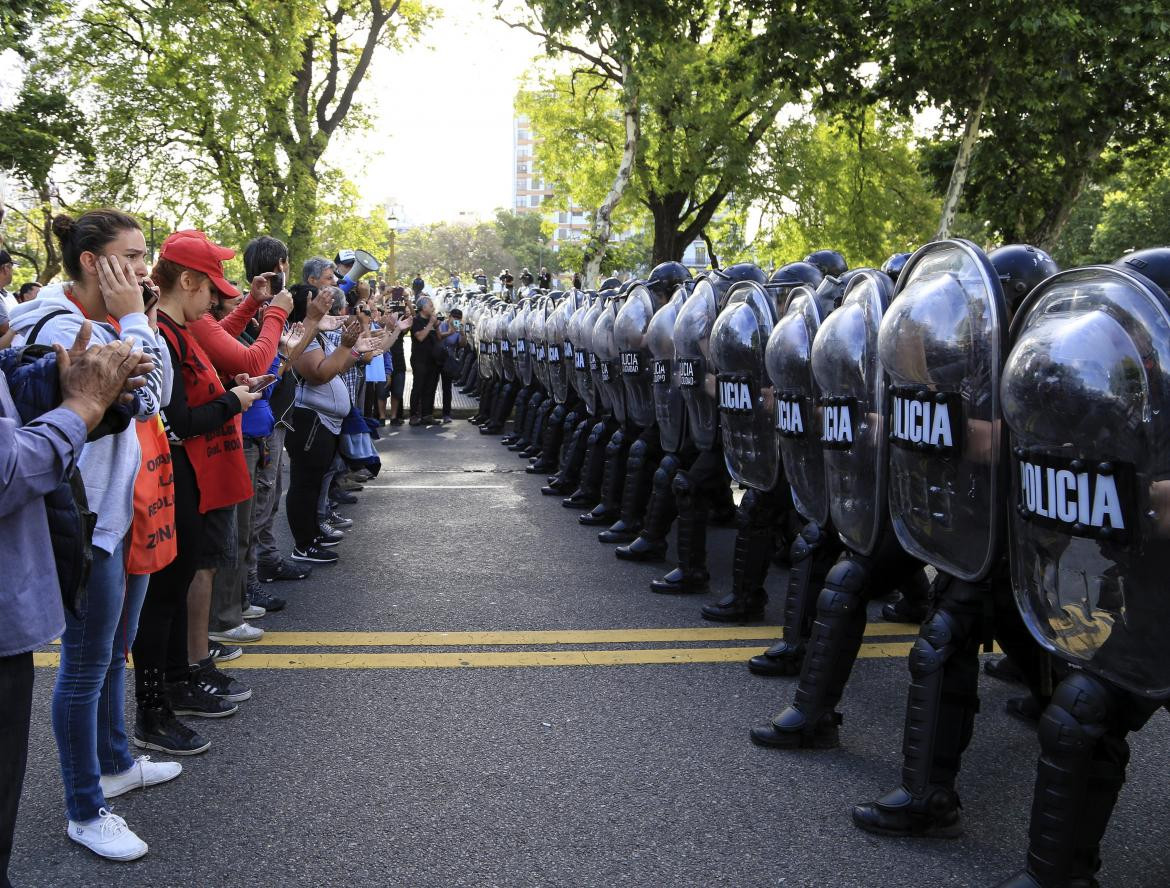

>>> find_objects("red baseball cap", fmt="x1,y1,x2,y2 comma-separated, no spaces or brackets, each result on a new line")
158,230,240,298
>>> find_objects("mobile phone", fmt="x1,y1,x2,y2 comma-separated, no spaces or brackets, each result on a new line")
141,281,159,312
248,374,277,393
269,272,285,295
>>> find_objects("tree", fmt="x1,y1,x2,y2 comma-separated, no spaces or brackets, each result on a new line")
60,0,434,265
750,109,939,269
0,81,96,281
493,209,553,276
910,1,1170,251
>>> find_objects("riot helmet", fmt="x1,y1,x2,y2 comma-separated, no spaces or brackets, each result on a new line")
881,252,912,284
710,263,767,310
769,261,823,290
600,276,622,290
989,244,1059,314
1113,247,1170,294
804,249,848,279
645,261,692,302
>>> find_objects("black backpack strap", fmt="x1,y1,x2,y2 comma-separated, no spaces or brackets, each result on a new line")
26,309,74,345
156,311,188,363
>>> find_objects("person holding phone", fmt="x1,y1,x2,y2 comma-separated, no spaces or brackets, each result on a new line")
408,294,442,426
132,230,266,759
6,209,169,861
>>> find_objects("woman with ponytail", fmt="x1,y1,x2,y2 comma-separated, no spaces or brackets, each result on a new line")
6,209,170,862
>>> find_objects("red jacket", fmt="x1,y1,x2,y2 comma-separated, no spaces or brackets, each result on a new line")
188,296,287,378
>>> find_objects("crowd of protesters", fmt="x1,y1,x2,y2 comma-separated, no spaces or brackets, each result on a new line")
0,210,462,877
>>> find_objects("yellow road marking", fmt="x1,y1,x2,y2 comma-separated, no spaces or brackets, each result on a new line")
214,624,918,647
32,643,915,670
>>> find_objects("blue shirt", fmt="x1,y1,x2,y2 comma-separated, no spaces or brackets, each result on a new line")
0,353,88,656
240,352,281,439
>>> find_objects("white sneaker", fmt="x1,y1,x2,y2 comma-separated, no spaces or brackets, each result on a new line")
208,622,264,643
242,604,267,620
100,755,183,799
67,808,148,861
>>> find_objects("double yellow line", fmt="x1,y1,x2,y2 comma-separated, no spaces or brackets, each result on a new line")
34,624,919,669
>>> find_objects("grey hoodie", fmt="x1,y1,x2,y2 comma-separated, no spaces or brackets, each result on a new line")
9,283,171,554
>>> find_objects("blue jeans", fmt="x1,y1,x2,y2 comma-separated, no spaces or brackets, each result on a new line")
50,543,148,822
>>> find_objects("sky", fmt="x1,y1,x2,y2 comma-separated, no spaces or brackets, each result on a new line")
334,0,547,226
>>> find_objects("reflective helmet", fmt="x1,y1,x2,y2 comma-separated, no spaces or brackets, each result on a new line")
770,261,823,290
600,276,622,291
618,278,642,295
804,249,848,279
1113,247,1170,294
989,244,1059,314
645,261,692,301
711,263,768,311
880,252,912,284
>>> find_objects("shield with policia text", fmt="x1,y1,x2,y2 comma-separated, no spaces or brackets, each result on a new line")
712,280,780,491
877,239,1008,582
1003,263,1170,699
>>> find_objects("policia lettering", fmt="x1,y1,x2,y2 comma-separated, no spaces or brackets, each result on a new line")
1014,452,1132,539
717,376,753,413
889,387,960,452
776,395,806,437
820,397,855,448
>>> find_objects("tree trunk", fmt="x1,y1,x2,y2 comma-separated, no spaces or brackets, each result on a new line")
1028,134,1112,252
36,185,60,283
582,64,639,287
935,66,993,240
648,194,688,264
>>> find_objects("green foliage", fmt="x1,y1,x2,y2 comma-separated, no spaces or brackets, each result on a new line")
751,110,939,269
390,211,558,285
51,0,435,265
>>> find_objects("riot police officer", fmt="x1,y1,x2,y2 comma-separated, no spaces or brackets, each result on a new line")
991,248,1170,887
649,264,764,597
850,241,1061,839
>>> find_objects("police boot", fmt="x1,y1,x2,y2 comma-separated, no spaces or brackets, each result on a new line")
475,379,499,425
994,673,1124,888
544,416,587,495
851,607,973,839
509,391,543,451
522,399,553,459
580,429,626,526
564,420,609,509
501,386,531,445
483,380,519,435
650,470,709,594
701,490,772,622
528,404,567,474
881,568,931,624
751,557,872,749
616,453,679,561
749,523,835,677
600,438,656,543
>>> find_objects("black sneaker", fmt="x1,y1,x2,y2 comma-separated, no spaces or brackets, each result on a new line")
314,534,342,549
292,545,339,564
259,560,312,583
191,657,252,703
134,706,211,756
209,640,243,662
166,679,239,718
327,510,354,529
248,580,286,613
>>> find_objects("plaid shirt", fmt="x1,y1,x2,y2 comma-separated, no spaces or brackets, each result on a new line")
323,330,364,404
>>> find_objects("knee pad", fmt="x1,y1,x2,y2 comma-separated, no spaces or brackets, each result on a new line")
672,470,694,507
587,421,609,448
908,609,962,679
564,410,580,429
604,429,625,457
551,404,566,424
657,453,681,478
790,521,824,563
1039,673,1113,756
627,438,650,469
736,488,773,530
823,555,868,597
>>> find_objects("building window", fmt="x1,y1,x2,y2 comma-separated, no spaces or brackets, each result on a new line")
530,195,542,207
517,163,528,174
515,197,526,208
517,130,529,141
558,212,568,223
693,244,708,265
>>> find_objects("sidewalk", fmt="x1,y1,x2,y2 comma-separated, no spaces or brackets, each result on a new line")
402,339,477,417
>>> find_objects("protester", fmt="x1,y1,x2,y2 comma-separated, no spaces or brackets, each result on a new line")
132,230,264,764
285,284,378,564
436,307,463,423
408,295,441,426
386,287,410,424
6,209,169,862
17,282,40,304
411,273,425,296
0,322,154,876
0,250,15,313
537,267,551,289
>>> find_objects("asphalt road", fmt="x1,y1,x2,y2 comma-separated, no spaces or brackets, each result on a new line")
11,417,1170,887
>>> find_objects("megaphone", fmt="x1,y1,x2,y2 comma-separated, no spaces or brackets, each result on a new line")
338,249,381,294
